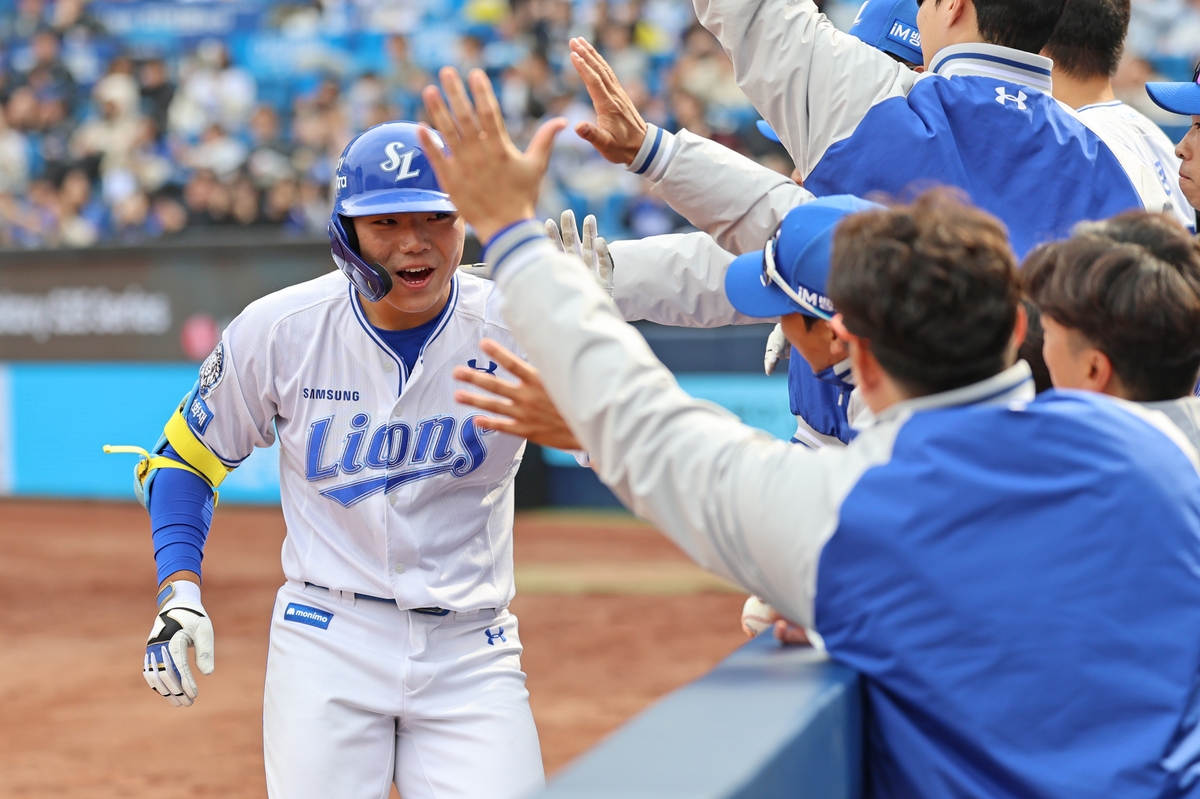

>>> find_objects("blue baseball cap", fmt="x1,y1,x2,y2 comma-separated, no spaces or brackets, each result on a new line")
849,0,923,66
1146,61,1200,116
756,119,781,142
724,196,883,319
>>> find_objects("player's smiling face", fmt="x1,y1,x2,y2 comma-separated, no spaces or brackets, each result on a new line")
354,210,466,329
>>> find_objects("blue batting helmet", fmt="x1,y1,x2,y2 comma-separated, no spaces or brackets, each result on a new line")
328,121,456,302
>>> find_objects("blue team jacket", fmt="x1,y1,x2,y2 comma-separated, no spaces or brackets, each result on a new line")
815,387,1200,797
805,51,1143,258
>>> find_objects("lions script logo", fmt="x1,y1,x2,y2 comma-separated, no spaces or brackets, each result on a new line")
305,413,491,507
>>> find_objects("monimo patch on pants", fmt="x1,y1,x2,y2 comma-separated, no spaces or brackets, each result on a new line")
284,602,334,629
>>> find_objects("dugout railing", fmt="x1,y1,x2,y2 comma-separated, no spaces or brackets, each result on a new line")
534,632,863,799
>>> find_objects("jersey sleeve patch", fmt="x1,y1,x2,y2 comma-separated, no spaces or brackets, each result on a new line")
197,343,225,399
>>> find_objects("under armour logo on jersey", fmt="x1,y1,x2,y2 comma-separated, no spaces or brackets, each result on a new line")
467,359,498,375
995,87,1027,110
485,627,506,645
380,143,421,181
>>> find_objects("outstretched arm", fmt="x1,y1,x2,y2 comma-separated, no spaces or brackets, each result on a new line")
688,0,918,175
571,37,812,252
422,67,850,628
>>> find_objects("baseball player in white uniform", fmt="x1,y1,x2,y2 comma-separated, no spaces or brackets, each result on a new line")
107,120,557,799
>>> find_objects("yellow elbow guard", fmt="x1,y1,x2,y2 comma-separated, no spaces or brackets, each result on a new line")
104,408,232,506
162,408,231,488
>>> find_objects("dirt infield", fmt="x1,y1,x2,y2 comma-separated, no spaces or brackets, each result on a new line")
0,499,747,798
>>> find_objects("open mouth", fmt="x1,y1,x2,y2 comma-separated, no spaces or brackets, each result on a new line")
395,266,435,288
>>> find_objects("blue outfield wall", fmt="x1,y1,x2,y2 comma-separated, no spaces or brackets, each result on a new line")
537,633,863,799
0,363,792,504
0,363,282,503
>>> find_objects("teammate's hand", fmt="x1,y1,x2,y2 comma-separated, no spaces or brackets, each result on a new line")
764,324,790,375
453,338,583,451
545,210,614,295
419,67,567,243
774,620,813,647
568,37,649,166
143,580,214,707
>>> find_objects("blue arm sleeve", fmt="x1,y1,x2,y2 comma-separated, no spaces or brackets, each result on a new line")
148,443,215,585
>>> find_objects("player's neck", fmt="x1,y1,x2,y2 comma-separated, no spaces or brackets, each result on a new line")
358,284,452,331
1050,68,1116,110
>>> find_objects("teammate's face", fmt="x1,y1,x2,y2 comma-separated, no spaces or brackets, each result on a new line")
354,211,466,329
1176,118,1200,213
779,313,847,373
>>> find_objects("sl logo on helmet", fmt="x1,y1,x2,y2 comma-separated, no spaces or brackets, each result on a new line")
380,142,421,181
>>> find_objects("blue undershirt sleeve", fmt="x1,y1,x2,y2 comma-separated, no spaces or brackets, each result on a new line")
148,443,215,585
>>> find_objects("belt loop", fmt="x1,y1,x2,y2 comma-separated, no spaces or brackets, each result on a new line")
335,589,356,607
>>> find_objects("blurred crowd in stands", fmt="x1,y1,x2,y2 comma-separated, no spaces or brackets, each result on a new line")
0,0,1191,249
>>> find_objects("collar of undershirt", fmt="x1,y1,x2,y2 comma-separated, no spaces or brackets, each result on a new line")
929,43,1054,95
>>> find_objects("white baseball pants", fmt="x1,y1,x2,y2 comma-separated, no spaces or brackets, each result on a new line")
263,581,545,799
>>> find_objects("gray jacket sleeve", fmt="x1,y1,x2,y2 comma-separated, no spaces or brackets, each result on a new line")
649,128,814,254
486,220,897,627
608,128,815,329
609,232,768,328
691,0,918,176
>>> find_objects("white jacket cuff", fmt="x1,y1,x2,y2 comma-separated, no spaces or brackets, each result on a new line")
627,125,680,181
485,219,552,286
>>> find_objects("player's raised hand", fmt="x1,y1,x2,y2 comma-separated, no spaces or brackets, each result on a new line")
419,67,567,243
545,210,614,295
453,339,583,451
568,37,649,165
143,579,214,707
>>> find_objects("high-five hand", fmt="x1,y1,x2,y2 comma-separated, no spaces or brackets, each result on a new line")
545,210,614,295
568,37,649,165
454,339,582,451
419,68,567,243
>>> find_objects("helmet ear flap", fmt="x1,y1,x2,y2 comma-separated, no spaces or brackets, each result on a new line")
368,262,393,296
328,216,393,302
339,214,361,255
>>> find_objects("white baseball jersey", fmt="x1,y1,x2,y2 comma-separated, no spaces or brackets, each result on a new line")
1076,100,1194,231
187,270,526,611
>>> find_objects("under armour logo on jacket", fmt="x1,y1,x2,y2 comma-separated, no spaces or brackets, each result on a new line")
379,143,421,180
485,627,506,645
467,359,499,375
995,87,1027,110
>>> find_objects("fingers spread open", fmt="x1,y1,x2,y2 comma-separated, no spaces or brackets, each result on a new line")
545,218,565,252
479,339,540,382
469,414,522,435
560,209,582,259
454,390,517,416
468,68,509,147
526,117,568,170
453,366,521,399
421,86,460,150
417,127,452,184
440,67,480,141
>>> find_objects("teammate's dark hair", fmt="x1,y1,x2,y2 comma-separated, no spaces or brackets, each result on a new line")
947,0,1068,54
1023,214,1200,401
1043,0,1130,79
828,189,1020,396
